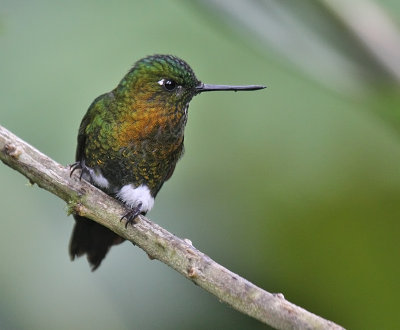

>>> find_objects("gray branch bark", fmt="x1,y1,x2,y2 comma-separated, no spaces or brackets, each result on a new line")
0,124,344,330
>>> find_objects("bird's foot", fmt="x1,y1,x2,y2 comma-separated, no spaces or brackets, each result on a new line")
120,202,143,228
70,160,90,180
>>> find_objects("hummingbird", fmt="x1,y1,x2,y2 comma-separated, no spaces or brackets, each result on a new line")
70,54,265,270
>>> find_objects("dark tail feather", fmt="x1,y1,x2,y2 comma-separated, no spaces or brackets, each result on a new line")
69,215,125,271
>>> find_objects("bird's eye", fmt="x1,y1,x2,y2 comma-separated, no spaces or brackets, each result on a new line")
158,79,177,91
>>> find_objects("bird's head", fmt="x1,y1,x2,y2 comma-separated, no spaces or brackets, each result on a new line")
117,54,265,115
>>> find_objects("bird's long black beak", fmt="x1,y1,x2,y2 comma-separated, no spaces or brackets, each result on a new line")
195,83,266,93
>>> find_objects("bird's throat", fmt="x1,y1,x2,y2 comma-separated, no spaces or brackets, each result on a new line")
115,104,187,155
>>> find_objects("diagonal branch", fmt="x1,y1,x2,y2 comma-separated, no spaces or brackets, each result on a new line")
0,124,344,330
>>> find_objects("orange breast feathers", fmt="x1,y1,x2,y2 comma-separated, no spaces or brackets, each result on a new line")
114,104,182,148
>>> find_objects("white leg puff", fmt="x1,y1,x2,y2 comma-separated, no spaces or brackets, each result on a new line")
116,184,155,213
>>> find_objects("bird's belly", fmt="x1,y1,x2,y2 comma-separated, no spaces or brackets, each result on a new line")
82,162,154,214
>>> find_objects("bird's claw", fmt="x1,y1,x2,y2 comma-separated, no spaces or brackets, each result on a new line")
69,160,89,180
120,202,143,228
69,162,81,178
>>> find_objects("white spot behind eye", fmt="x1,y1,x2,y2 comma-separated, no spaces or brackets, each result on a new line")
158,79,165,86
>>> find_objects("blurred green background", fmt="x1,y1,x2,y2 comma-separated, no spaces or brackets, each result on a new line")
1,1,400,329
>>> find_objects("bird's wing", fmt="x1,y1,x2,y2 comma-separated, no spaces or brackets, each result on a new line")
75,93,108,162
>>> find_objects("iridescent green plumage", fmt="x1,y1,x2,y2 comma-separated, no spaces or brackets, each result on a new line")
76,55,199,195
69,54,265,270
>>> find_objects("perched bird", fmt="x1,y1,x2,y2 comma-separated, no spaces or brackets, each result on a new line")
70,54,265,270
